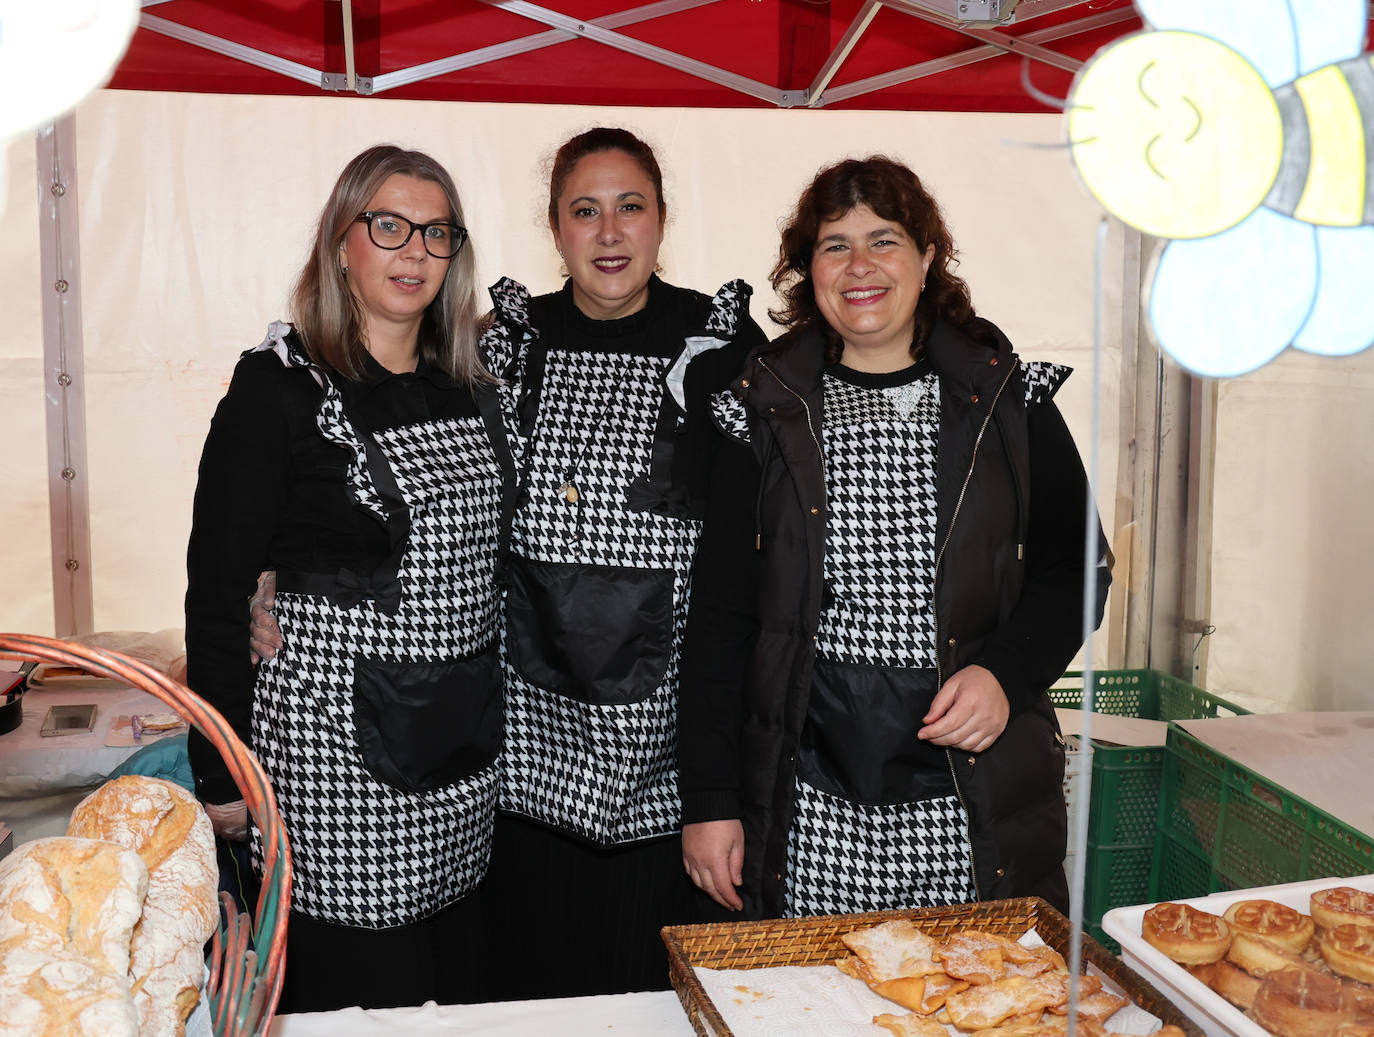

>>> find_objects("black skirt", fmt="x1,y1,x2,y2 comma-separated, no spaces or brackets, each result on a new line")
478,812,728,999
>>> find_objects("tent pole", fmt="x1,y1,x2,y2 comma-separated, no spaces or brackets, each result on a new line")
36,116,94,637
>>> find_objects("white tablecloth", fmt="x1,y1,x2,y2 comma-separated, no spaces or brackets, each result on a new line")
0,683,169,844
267,990,697,1035
0,683,169,795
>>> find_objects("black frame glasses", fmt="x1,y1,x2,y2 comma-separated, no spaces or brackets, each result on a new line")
354,211,468,259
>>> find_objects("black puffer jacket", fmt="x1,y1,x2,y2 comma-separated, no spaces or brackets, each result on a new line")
679,316,1110,918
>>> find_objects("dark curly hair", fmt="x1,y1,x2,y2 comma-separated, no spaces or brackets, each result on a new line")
770,156,975,363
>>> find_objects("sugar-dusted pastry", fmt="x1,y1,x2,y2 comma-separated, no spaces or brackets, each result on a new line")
841,920,941,983
872,1011,951,1036
935,929,1009,985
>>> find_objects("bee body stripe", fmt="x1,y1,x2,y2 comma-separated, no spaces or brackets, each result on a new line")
1292,62,1366,226
1264,82,1311,217
1344,55,1374,225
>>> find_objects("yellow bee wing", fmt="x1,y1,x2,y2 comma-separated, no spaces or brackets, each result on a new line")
1138,0,1368,84
1292,226,1374,357
1145,210,1315,377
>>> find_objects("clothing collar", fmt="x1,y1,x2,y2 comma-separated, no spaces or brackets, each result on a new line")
558,273,666,338
748,315,1011,399
352,346,459,396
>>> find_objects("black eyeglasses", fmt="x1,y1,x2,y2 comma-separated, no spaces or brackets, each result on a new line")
354,211,468,259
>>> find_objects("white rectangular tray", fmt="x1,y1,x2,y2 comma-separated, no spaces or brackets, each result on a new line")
1101,874,1374,1037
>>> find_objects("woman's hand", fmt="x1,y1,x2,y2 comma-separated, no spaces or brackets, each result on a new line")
248,570,281,664
918,664,1009,753
683,819,745,911
205,799,250,842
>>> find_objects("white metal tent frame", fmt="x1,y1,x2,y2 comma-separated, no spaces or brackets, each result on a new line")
134,0,1133,104
41,0,1137,635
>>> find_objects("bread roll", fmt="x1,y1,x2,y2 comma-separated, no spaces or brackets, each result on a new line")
0,836,147,1036
69,776,219,1037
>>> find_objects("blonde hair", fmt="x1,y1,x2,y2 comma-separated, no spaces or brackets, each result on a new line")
291,145,490,384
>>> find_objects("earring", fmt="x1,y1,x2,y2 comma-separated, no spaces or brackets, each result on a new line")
341,266,349,275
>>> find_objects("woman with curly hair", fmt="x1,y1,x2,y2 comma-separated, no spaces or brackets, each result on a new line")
679,155,1110,919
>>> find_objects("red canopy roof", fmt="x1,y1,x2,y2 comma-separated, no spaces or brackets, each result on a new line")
112,0,1146,112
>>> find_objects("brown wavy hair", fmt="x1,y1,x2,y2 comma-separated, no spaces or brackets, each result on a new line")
291,145,488,384
547,126,667,231
770,156,975,363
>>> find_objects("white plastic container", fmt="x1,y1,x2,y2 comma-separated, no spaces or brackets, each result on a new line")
1101,874,1374,1037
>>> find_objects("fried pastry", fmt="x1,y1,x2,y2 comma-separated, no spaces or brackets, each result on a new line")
842,920,940,983
917,972,972,1013
1044,988,1126,1021
872,1012,951,1037
1142,902,1232,965
1209,957,1263,1009
1229,929,1322,978
1002,944,1068,978
944,973,1075,1030
836,954,871,984
936,930,1008,985
873,976,931,1013
1226,899,1317,954
1249,967,1352,1037
1312,889,1374,932
1319,924,1374,985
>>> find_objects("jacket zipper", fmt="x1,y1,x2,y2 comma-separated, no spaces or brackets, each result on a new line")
755,354,827,898
757,356,826,487
935,357,1018,899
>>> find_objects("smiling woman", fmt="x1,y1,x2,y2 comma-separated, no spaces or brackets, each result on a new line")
809,205,935,372
679,155,1113,921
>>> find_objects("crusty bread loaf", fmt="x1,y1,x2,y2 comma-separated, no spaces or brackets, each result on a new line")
69,776,219,1037
0,836,147,1036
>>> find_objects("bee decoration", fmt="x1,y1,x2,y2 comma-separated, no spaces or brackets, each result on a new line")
1068,0,1374,377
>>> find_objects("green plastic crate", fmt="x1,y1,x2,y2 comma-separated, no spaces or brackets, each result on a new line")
1050,669,1249,949
1151,724,1374,898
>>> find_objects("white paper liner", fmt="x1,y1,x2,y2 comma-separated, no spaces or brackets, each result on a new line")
693,928,1165,1036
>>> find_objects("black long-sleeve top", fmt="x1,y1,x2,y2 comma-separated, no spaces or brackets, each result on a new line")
184,340,481,804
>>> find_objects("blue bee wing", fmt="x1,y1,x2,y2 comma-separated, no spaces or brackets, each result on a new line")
1136,0,1367,85
1147,209,1316,377
1292,226,1374,357
1286,0,1369,76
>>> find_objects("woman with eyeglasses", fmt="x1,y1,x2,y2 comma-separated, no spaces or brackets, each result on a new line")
185,145,509,1012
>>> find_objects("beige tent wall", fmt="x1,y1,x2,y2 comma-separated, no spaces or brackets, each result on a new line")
1,139,51,631
1206,347,1374,712
7,89,1123,667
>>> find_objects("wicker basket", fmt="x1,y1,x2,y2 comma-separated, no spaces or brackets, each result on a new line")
0,633,291,1037
663,897,1205,1037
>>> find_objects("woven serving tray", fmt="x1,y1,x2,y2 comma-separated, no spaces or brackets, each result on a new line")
663,896,1205,1037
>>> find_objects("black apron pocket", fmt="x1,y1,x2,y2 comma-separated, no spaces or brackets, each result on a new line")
799,658,955,805
505,555,673,705
352,640,502,794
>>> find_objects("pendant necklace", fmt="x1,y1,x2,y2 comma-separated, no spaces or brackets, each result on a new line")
552,307,632,510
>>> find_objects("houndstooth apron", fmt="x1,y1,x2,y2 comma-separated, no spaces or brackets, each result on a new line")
482,278,749,846
248,332,505,929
